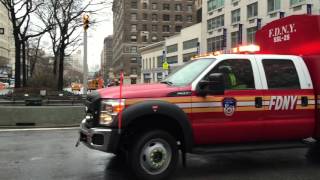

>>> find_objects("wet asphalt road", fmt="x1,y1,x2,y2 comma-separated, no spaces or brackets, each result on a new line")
0,129,320,180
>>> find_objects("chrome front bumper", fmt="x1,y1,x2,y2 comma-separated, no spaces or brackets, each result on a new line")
79,119,119,153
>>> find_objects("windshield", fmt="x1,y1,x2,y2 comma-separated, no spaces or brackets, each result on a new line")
163,58,215,86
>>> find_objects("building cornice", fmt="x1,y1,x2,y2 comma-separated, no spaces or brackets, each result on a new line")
139,41,165,53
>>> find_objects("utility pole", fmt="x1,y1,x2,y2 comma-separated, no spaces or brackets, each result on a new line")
82,14,89,95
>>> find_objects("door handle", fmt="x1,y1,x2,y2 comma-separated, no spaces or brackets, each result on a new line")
301,96,308,107
255,97,263,108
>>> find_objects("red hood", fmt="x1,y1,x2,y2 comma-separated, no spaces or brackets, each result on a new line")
97,83,191,99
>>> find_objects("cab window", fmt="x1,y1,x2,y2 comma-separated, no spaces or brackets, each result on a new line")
206,59,255,90
262,59,300,89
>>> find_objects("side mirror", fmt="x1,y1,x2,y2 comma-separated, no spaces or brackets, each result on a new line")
196,73,225,96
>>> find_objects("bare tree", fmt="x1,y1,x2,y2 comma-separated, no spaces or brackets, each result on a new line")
27,35,43,77
37,0,111,91
0,0,51,88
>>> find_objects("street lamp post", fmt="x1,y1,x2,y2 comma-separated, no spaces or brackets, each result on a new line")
82,14,89,96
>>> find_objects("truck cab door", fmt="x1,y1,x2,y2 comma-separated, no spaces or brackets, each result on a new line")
255,55,315,141
191,56,265,145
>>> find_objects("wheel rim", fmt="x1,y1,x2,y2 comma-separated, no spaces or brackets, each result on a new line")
139,138,172,175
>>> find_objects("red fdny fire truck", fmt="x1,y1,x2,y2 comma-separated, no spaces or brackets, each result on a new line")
78,15,320,180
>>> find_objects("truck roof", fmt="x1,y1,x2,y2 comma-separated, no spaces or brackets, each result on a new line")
196,54,300,60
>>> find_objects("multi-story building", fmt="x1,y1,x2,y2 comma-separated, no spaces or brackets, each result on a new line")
64,50,83,73
195,0,203,22
201,0,320,53
112,0,197,84
140,23,201,83
0,3,15,81
100,36,113,81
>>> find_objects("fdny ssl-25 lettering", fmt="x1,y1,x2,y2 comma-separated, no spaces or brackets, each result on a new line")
78,15,320,180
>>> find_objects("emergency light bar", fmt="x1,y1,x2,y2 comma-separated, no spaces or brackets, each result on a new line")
232,45,260,53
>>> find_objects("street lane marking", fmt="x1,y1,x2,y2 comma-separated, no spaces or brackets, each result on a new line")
0,127,79,132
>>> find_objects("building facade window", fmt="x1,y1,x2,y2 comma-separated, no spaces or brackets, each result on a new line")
207,15,224,31
166,44,178,53
131,46,137,53
247,27,257,44
175,15,182,22
268,0,280,12
131,1,137,9
163,4,170,10
231,9,240,23
183,38,198,50
247,2,258,19
290,0,305,6
131,68,137,74
144,73,151,83
142,2,147,9
152,3,157,10
175,4,182,11
163,25,170,32
207,0,224,12
187,15,193,22
163,14,170,21
131,35,137,42
207,35,224,52
183,52,198,62
167,56,178,64
131,13,137,21
152,14,158,21
231,31,239,48
175,26,182,32
142,24,148,31
143,13,148,20
187,5,193,12
131,57,137,63
152,25,158,31
131,24,137,32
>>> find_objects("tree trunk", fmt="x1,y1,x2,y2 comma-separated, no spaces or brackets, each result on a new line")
53,54,58,76
57,46,65,91
14,39,21,88
22,42,27,87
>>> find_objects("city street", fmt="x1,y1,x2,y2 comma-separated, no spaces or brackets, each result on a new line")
1,128,320,180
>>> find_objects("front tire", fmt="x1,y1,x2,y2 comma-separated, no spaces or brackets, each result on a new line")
128,130,179,180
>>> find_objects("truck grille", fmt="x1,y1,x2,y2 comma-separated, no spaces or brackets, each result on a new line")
85,91,100,128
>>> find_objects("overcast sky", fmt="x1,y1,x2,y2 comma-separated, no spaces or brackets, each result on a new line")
86,2,113,71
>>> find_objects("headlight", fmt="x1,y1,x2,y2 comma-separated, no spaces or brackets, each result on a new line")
100,99,125,125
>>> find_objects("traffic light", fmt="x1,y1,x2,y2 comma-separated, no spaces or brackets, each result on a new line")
83,14,89,31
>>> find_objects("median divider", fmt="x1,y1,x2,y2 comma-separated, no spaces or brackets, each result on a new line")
0,106,85,128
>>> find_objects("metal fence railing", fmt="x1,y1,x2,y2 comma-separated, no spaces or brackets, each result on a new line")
0,95,86,106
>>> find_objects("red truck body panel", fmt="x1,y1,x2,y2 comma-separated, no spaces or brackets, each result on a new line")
256,15,320,138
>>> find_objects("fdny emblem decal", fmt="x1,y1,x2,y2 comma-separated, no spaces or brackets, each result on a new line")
269,96,298,110
222,98,236,116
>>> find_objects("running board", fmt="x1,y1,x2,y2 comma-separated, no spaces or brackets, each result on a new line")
192,139,315,155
